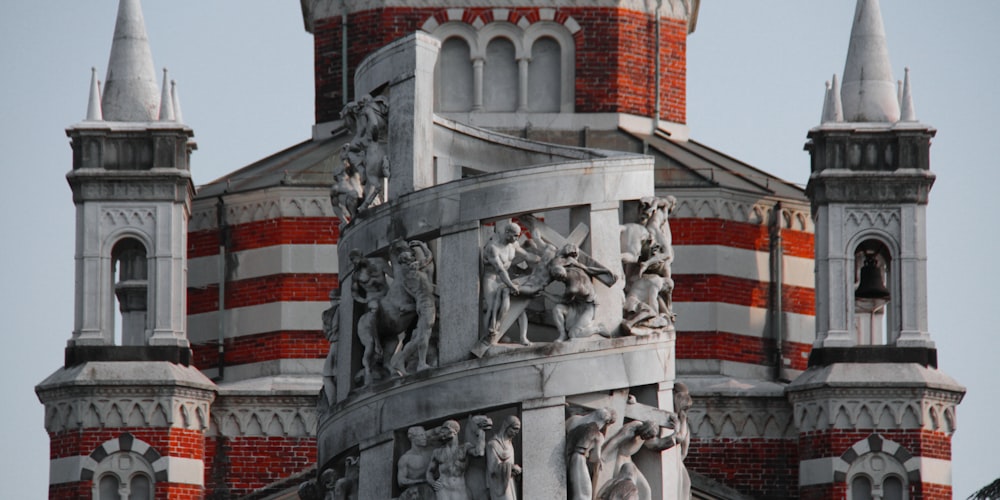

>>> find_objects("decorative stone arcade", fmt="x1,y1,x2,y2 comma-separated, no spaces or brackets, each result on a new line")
309,33,690,500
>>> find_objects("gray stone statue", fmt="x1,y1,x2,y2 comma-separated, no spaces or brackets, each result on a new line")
485,416,522,500
320,468,338,500
480,222,538,347
340,94,390,214
547,244,616,341
566,408,617,500
620,196,677,335
389,240,437,376
330,144,364,226
398,426,436,500
597,463,640,500
321,288,341,408
671,383,693,500
333,456,359,500
600,419,679,500
426,417,492,500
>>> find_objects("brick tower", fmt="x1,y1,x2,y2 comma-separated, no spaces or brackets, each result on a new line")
35,0,216,498
787,1,964,498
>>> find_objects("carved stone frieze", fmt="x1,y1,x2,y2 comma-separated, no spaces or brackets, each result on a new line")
41,389,211,434
100,207,156,233
685,396,796,439
670,196,813,232
189,190,334,231
209,396,318,438
789,388,962,434
844,207,901,235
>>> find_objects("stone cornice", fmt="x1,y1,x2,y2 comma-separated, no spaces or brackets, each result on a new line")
190,186,333,231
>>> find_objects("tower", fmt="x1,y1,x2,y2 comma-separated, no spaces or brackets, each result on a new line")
788,1,963,498
35,1,215,498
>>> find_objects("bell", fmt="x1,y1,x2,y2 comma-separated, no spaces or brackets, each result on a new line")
855,256,890,300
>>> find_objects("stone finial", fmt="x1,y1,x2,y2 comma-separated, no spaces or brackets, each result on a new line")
821,74,844,124
899,67,917,122
102,0,159,121
158,68,175,121
86,67,103,121
170,80,184,123
841,0,900,122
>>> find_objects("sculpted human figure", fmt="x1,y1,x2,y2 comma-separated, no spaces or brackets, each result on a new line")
548,244,616,341
597,463,640,500
398,426,436,500
481,222,538,346
427,418,491,500
486,416,522,500
333,456,360,500
672,383,693,500
621,274,674,334
600,420,679,500
320,289,341,407
390,240,437,375
319,468,338,500
350,250,391,384
565,408,616,500
330,144,364,226
340,95,390,213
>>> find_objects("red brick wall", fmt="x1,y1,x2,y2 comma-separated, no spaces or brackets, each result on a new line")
205,436,317,497
687,437,799,499
312,7,687,124
673,218,814,259
678,331,811,371
673,274,814,315
797,429,952,461
189,217,339,258
188,274,339,315
49,428,204,461
192,330,328,371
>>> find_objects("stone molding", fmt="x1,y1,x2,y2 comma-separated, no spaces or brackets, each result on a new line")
190,187,332,232
686,396,796,439
209,395,319,438
41,387,212,434
789,389,961,434
101,207,156,234
80,433,167,483
670,193,813,232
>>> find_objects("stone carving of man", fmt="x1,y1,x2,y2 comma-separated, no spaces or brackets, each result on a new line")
427,420,486,500
390,240,436,375
672,383,693,500
320,288,341,407
319,468,338,500
597,463,640,500
481,222,538,346
350,249,390,384
600,420,679,500
548,244,616,341
565,408,617,500
398,426,435,500
330,143,364,226
621,274,673,335
486,416,522,500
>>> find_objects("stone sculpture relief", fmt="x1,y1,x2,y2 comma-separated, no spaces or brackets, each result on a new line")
480,221,539,349
671,383,693,500
334,94,390,224
425,416,494,500
398,426,436,500
352,240,438,385
620,196,677,335
548,243,616,341
485,416,522,500
599,419,679,500
566,408,617,500
320,288,341,409
597,463,640,500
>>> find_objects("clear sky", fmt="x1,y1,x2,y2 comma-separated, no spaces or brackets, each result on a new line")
1,1,996,498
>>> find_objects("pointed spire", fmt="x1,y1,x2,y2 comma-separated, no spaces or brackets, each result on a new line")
102,0,159,121
897,79,903,108
840,0,900,122
822,74,844,123
899,67,917,122
170,80,184,123
86,67,103,121
158,68,175,121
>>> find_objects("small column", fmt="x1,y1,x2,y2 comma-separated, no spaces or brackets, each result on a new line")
358,432,395,499
520,397,567,499
516,57,530,112
472,58,485,111
437,221,481,366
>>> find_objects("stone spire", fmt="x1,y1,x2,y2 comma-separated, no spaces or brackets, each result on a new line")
86,67,103,121
170,79,184,123
102,0,159,121
840,0,899,123
821,74,843,123
899,67,917,122
158,68,175,121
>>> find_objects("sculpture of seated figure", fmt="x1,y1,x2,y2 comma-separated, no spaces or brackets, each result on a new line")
398,426,436,500
621,274,675,335
548,244,616,341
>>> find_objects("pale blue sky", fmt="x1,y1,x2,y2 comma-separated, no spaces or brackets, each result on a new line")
1,1,996,498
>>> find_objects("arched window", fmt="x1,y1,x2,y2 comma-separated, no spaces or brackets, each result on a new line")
484,37,518,112
437,37,474,112
853,239,892,345
846,451,909,500
851,475,872,500
98,475,119,500
129,474,152,500
528,36,561,112
112,238,149,346
90,450,157,500
884,476,904,500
